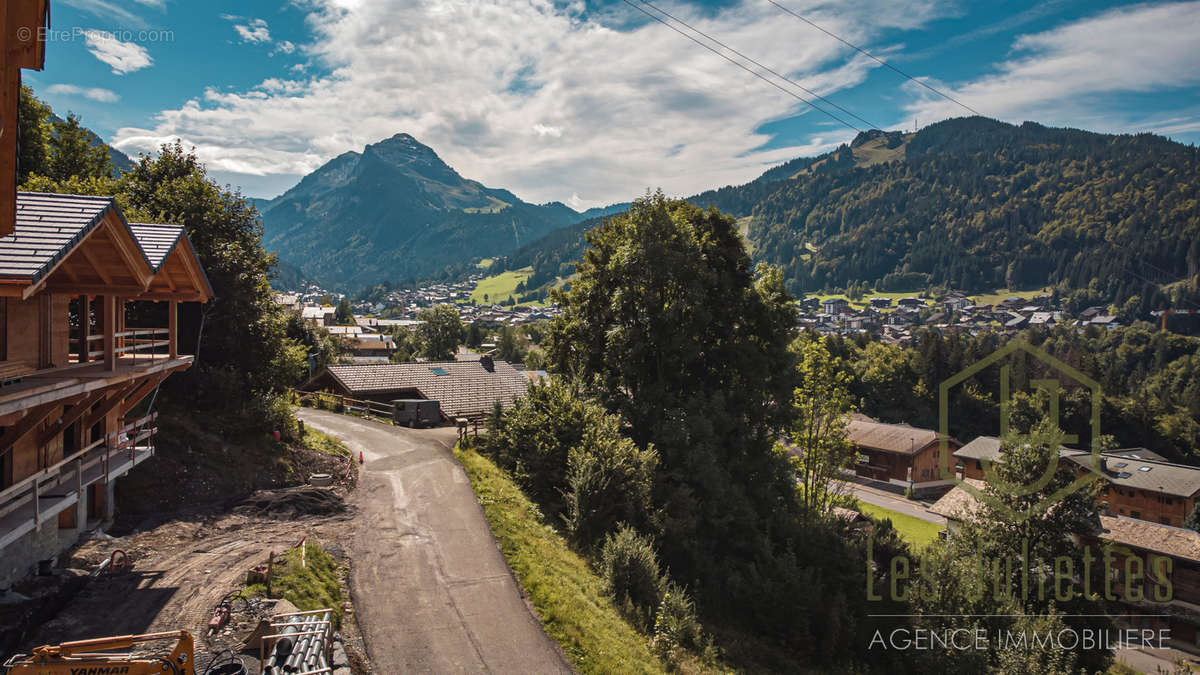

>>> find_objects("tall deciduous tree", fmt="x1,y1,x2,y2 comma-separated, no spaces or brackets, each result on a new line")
548,191,805,629
790,336,855,518
47,113,113,182
120,142,304,424
416,304,463,360
17,85,51,182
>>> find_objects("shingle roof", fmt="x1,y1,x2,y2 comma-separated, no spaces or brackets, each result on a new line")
929,478,987,521
954,436,1002,461
846,420,941,455
0,192,115,281
1098,515,1200,562
128,223,184,271
1062,451,1200,498
321,360,530,418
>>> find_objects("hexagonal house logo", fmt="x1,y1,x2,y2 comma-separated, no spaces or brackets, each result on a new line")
937,338,1103,523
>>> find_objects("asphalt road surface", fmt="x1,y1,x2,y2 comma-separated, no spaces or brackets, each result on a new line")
297,409,572,674
838,479,947,525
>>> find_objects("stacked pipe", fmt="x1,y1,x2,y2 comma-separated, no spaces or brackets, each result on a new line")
263,609,332,674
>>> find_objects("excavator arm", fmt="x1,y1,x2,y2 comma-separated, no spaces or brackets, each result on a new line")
4,629,195,674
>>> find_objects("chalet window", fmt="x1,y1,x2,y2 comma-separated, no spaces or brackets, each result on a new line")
1131,511,1141,519
976,460,982,470
1161,517,1172,525
0,298,6,360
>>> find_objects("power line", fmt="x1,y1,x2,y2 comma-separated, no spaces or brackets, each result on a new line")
617,0,864,133
763,0,984,117
637,0,879,130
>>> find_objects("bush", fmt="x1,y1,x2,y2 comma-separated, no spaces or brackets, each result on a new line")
652,582,704,654
600,525,664,627
483,378,591,516
563,413,658,548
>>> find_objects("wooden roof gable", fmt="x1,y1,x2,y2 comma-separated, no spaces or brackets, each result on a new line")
0,192,211,302
131,224,213,302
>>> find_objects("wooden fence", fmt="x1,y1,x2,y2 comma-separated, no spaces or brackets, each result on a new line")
292,390,393,420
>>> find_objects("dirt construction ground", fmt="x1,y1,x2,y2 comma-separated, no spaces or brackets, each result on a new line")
17,489,367,673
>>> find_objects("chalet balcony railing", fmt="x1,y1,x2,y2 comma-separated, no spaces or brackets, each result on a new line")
0,413,157,550
71,327,171,364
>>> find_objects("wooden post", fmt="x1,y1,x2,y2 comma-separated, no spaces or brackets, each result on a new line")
78,295,90,363
167,299,178,359
101,295,115,371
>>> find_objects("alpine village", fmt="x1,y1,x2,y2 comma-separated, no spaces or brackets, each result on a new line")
0,1,1199,674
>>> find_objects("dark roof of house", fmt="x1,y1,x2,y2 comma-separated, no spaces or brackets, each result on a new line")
1097,515,1200,562
1062,451,1200,498
1106,447,1169,462
846,420,943,455
0,192,115,281
317,360,530,418
954,436,1002,462
128,223,185,271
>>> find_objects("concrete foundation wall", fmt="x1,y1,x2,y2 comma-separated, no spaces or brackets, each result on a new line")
0,475,116,590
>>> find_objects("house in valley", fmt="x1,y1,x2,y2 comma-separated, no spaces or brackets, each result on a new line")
302,355,530,421
846,419,960,496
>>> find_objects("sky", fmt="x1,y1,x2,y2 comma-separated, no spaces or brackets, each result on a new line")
25,0,1200,209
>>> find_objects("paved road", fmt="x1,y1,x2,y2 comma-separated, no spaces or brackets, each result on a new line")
297,409,572,674
838,480,947,526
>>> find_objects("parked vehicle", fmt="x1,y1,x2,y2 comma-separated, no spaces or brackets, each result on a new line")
392,399,441,428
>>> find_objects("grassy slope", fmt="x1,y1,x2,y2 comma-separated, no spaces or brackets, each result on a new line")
469,267,546,306
856,502,944,550
246,541,345,627
454,445,666,675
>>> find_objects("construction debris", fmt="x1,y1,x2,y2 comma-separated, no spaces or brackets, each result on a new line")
235,487,346,519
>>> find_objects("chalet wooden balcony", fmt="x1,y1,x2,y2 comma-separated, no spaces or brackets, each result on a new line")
0,327,190,418
0,414,157,551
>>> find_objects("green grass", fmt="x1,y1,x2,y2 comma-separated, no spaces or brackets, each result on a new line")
469,267,550,306
856,502,944,550
246,541,344,627
301,428,352,459
454,444,667,675
476,257,495,269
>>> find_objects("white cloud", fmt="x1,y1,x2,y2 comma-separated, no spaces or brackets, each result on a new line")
114,0,952,207
273,40,297,55
45,83,120,102
904,1,1200,129
84,31,153,74
59,0,152,29
234,18,272,44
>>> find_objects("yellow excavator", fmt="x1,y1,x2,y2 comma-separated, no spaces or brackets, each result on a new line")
3,630,196,674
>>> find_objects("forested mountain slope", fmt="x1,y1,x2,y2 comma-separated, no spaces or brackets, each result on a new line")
504,117,1200,303
258,133,582,289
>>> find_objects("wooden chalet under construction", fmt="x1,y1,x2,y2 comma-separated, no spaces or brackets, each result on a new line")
0,193,212,586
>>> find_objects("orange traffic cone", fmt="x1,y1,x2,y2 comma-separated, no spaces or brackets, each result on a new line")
359,451,364,464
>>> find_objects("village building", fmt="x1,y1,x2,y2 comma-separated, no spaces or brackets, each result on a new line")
1061,450,1200,527
933,483,1200,652
953,438,1199,527
302,355,530,421
846,419,960,496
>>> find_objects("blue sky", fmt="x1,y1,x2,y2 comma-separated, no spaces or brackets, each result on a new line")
25,0,1200,208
